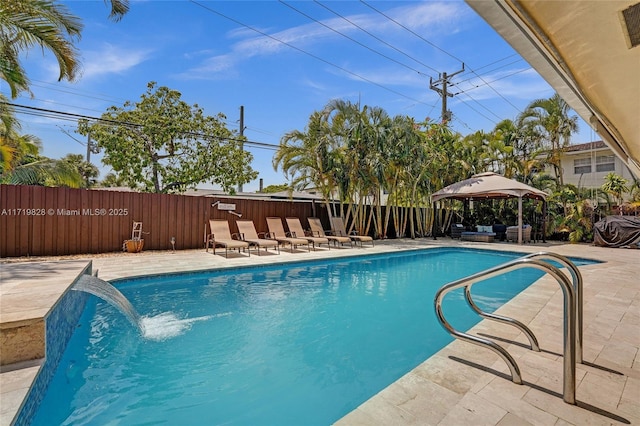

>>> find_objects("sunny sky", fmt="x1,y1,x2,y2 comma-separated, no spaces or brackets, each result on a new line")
11,0,596,192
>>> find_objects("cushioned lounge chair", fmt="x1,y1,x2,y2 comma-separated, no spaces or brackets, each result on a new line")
206,219,250,257
236,220,280,255
308,217,352,248
330,217,374,247
285,217,330,251
450,223,465,239
506,225,532,243
266,217,310,252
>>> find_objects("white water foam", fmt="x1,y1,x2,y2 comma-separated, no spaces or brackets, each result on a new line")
139,312,231,341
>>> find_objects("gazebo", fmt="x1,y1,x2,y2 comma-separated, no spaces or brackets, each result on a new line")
431,172,548,244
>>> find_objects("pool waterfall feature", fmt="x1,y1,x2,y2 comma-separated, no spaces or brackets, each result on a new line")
71,274,214,343
71,274,145,335
15,248,599,426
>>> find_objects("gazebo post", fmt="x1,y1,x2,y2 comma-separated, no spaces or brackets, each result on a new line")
518,196,523,244
433,201,438,240
542,200,547,243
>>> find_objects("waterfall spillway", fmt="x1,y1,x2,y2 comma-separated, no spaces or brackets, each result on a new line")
72,274,144,334
72,274,217,341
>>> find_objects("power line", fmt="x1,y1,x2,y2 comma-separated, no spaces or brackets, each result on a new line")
455,97,499,125
28,79,241,129
455,67,532,95
26,97,116,116
360,1,461,63
458,91,504,122
3,102,281,151
57,125,87,147
280,0,428,77
29,80,127,105
188,0,433,107
451,113,473,132
454,54,521,79
453,58,525,86
312,0,439,76
360,1,521,114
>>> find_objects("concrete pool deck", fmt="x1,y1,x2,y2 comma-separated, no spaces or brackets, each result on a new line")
1,239,638,425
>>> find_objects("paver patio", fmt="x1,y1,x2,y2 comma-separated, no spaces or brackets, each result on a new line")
1,239,638,425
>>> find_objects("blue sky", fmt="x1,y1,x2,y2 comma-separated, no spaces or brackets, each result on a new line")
12,0,595,192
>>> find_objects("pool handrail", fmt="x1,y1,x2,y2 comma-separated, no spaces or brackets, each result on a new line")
463,285,540,352
463,251,584,362
520,252,584,363
434,256,577,404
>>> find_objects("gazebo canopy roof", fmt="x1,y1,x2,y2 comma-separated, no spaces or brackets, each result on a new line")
431,172,548,202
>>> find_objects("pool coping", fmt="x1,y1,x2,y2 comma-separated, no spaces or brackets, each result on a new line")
1,239,638,425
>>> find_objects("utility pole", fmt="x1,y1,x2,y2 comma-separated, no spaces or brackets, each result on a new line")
86,132,92,163
237,105,245,193
429,64,464,124
86,132,92,187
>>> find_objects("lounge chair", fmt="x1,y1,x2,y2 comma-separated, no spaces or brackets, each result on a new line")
206,219,250,257
450,223,465,239
308,217,352,248
506,225,532,243
236,220,280,255
266,217,310,252
285,217,330,251
330,217,374,247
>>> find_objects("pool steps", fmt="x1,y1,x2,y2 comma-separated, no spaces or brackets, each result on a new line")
435,251,582,405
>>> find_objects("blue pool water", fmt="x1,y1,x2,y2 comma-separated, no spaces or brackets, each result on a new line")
28,248,594,425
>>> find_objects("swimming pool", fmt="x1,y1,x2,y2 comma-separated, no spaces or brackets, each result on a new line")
22,248,593,425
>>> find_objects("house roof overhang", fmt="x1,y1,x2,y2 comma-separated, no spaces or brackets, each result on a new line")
466,0,640,179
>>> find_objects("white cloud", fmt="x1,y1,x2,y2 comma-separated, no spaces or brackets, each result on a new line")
80,43,151,79
454,68,551,101
178,53,239,80
389,2,468,31
178,2,469,80
339,65,429,88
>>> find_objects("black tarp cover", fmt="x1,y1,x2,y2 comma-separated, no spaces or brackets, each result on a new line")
593,216,640,248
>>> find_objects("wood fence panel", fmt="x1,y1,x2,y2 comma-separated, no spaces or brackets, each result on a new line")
3,185,424,257
32,186,46,256
1,186,17,256
21,186,34,256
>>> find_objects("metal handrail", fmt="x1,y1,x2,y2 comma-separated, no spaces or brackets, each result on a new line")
521,252,584,363
463,251,584,362
464,286,540,352
434,257,577,404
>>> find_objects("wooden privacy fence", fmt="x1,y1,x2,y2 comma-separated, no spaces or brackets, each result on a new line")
0,185,328,258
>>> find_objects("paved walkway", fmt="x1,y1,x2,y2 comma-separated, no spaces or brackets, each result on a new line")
1,239,638,425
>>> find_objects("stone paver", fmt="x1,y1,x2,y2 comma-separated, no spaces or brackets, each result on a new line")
1,239,638,425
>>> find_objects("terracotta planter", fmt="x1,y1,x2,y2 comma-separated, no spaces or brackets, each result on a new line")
124,239,144,253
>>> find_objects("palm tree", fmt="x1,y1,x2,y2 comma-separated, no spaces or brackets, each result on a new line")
0,117,82,186
320,99,375,234
454,131,491,176
104,0,130,22
601,172,628,211
0,0,129,98
274,110,339,216
1,0,82,97
2,156,83,187
519,93,578,186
